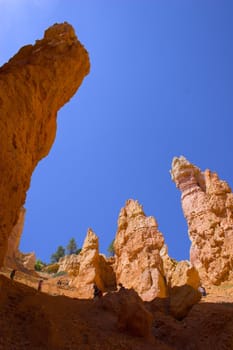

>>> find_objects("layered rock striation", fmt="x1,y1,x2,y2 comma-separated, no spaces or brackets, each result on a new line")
0,22,90,266
171,156,233,285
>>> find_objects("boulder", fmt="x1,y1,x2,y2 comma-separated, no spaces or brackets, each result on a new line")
115,288,153,338
169,260,200,289
169,284,201,320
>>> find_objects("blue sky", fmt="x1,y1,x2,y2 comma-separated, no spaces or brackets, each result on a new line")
1,1,232,263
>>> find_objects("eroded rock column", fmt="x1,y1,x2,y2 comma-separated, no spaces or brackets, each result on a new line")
171,156,233,285
114,199,167,300
0,23,90,266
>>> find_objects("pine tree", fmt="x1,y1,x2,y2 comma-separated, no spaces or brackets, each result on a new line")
50,245,65,263
107,239,115,256
66,238,77,255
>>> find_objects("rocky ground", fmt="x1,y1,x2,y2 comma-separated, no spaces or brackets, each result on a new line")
0,271,232,350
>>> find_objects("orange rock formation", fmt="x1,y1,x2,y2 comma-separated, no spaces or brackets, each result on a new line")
171,156,233,285
59,228,116,298
0,22,90,266
0,22,232,350
4,207,36,271
114,199,167,300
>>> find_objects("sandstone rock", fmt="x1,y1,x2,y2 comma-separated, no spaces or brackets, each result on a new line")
169,284,201,320
169,260,200,289
4,207,26,268
160,244,178,285
171,156,233,285
117,288,153,338
160,245,200,289
17,252,36,271
160,246,201,319
114,199,167,301
4,207,36,271
0,22,90,266
66,228,99,297
98,254,116,291
69,228,116,298
58,254,81,276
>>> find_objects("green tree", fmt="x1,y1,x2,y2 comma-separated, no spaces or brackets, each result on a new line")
75,248,82,255
51,245,65,263
66,238,78,255
107,239,115,256
35,259,46,271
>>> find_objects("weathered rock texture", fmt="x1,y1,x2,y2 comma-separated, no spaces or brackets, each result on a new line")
67,228,116,298
171,156,233,285
114,199,167,301
58,254,80,276
169,284,202,320
169,260,200,289
116,288,153,337
0,22,90,267
3,207,26,268
4,207,36,271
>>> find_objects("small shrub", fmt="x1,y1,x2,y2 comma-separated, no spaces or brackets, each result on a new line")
35,259,46,271
43,263,59,274
107,239,115,256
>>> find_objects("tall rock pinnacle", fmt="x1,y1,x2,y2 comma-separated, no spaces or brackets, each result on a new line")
171,156,233,285
114,199,167,300
0,23,90,266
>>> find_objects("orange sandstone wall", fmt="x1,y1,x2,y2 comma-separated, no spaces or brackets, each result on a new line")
0,23,90,266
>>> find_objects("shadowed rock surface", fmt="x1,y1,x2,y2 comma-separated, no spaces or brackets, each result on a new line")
4,207,36,271
0,273,232,350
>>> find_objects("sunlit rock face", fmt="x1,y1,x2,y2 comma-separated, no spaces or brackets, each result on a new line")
160,245,200,290
114,199,167,301
0,22,90,266
58,254,81,276
171,156,233,285
67,228,116,298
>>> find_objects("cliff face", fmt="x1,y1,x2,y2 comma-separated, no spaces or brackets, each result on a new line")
0,22,90,266
171,156,233,285
3,208,26,268
114,199,167,301
4,207,36,271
